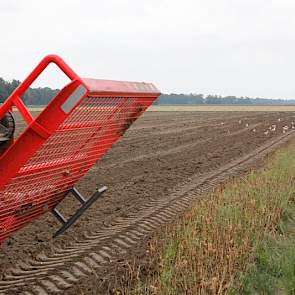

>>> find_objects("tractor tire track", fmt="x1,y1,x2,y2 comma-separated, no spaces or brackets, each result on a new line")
0,130,294,295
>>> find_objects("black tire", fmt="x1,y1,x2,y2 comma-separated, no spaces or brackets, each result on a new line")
0,112,15,140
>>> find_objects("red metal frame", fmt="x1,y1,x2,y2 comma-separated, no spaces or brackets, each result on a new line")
0,55,81,121
0,55,160,244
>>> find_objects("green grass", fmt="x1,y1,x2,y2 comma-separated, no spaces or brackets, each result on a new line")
119,141,295,294
232,195,295,294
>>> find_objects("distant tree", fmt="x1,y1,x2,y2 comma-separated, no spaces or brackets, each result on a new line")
0,77,58,105
0,78,9,102
0,76,295,106
154,93,295,106
205,95,221,104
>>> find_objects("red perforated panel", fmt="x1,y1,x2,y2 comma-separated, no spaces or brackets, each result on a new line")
0,67,159,244
0,94,158,242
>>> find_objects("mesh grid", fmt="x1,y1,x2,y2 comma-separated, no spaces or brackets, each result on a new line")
0,95,153,242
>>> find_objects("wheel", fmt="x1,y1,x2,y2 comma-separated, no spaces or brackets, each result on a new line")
0,112,15,144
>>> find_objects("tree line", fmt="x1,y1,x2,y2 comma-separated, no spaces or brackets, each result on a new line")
156,93,295,105
0,78,58,105
1,77,295,105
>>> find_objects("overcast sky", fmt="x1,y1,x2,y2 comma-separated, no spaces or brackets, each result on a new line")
0,0,295,99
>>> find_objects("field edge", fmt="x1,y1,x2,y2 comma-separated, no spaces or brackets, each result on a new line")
112,139,295,295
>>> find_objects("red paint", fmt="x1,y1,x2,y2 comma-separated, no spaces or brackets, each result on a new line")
0,55,160,243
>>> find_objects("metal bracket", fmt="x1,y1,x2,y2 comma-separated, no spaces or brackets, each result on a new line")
52,186,107,238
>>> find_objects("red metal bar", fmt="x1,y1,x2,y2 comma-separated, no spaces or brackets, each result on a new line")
0,79,87,188
13,96,34,124
0,54,160,244
0,55,81,121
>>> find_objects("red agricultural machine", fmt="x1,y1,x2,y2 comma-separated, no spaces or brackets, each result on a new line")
0,55,160,244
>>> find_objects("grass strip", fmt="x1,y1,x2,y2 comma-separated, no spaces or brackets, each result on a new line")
119,141,295,294
231,191,295,294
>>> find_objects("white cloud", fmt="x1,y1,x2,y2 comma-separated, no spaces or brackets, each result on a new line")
0,0,295,98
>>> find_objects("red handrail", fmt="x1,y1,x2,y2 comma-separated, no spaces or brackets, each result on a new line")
0,55,81,123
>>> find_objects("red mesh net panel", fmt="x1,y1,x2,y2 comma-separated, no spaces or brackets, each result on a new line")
0,92,158,243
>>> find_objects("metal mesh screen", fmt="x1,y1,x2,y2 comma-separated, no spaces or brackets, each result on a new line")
0,95,152,242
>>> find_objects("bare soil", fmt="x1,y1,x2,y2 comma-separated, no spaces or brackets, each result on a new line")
1,110,295,293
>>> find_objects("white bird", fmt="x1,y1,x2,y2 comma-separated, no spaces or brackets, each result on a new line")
238,120,242,124
252,129,256,132
245,123,249,127
270,124,276,132
278,118,281,122
220,122,224,126
282,126,289,134
264,130,269,135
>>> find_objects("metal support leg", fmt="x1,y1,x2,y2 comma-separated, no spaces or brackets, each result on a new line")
71,187,87,204
52,186,107,238
52,208,67,224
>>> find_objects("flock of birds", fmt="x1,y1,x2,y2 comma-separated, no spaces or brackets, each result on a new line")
261,119,294,135
221,117,295,136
